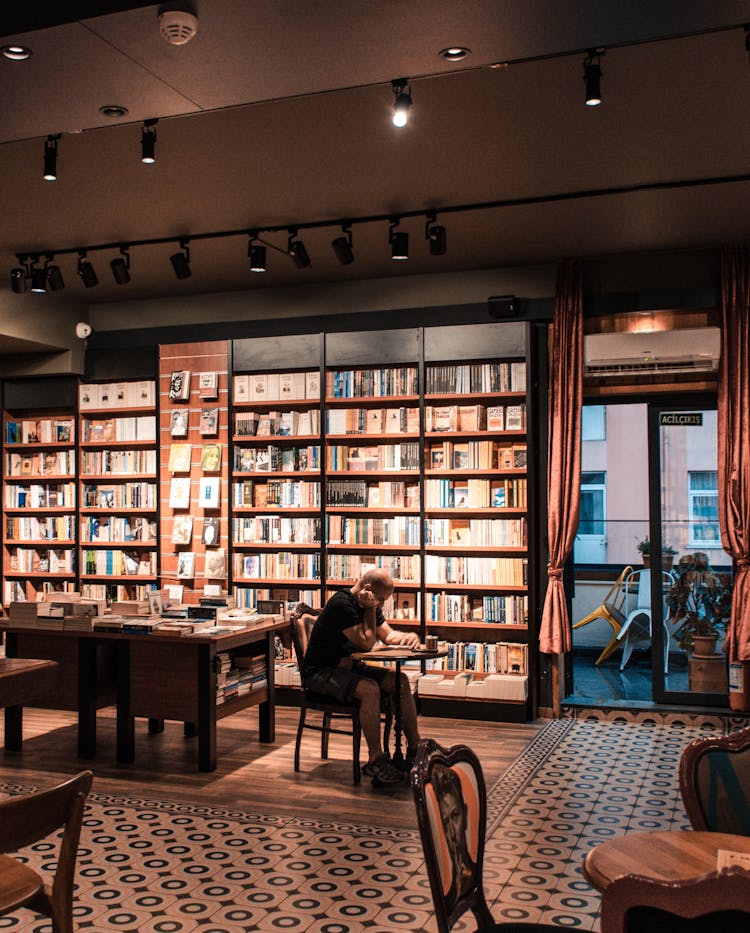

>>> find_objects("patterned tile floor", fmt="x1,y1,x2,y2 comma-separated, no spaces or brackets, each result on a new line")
0,711,738,932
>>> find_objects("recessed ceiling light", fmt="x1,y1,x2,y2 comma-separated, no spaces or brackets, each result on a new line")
1,45,32,61
440,46,471,61
99,104,129,118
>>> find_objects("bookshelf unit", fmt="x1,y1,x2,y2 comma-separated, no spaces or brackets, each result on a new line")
78,380,158,603
2,410,77,605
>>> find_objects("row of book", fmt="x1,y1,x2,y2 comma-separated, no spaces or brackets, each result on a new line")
82,416,156,442
6,451,75,477
81,449,157,475
4,580,77,603
423,517,527,547
215,652,268,703
5,482,77,509
81,483,157,510
233,480,321,509
234,552,322,580
425,403,526,433
81,549,156,576
326,367,419,399
424,478,527,508
425,361,526,395
233,516,322,544
326,443,421,472
234,410,320,437
7,548,75,574
423,555,527,586
326,515,422,546
234,371,320,403
233,586,321,609
425,640,528,675
326,553,420,583
5,418,74,445
6,515,76,541
81,516,157,543
234,446,320,473
325,407,419,436
426,441,527,471
326,480,420,509
80,381,156,410
424,592,528,624
81,582,155,602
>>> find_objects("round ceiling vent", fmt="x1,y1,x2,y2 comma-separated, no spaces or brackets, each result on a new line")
158,9,198,45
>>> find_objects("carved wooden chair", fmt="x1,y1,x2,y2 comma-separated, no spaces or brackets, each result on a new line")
600,866,750,932
0,770,94,933
290,603,391,784
679,724,750,834
411,738,559,932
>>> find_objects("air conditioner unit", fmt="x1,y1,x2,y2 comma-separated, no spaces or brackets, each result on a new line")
584,327,720,377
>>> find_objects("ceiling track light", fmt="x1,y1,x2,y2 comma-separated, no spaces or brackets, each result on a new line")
30,256,48,293
331,223,354,265
141,118,158,164
389,217,409,260
47,254,65,292
77,251,99,288
110,246,131,285
170,239,191,279
287,228,311,269
43,134,60,181
425,211,447,256
10,265,28,294
248,232,267,273
391,78,412,127
583,48,604,106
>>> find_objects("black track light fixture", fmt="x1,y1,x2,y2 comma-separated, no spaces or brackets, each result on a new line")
391,78,412,127
170,239,191,279
10,265,27,293
248,232,267,273
47,259,65,291
331,224,354,265
425,211,447,256
141,119,158,164
287,229,311,269
110,246,131,285
43,134,60,181
77,251,99,288
30,257,47,293
389,217,409,260
583,48,604,106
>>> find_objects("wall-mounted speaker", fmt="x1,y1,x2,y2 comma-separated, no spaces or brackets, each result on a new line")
488,295,517,319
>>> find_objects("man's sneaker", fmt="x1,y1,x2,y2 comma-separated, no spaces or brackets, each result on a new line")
363,754,404,785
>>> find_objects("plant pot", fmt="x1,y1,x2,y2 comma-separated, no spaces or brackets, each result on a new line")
692,634,719,657
662,554,676,571
689,653,728,694
641,554,650,568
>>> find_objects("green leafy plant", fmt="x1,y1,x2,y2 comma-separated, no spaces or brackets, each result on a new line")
665,551,733,653
636,537,677,557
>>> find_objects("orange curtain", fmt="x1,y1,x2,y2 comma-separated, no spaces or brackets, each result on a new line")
539,261,583,655
719,246,750,663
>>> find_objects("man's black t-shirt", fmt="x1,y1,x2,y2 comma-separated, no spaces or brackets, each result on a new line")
304,589,385,671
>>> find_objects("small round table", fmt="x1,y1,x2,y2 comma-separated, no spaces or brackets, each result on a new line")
583,830,750,892
351,646,446,768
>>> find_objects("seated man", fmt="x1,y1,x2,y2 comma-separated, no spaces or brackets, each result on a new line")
303,568,422,785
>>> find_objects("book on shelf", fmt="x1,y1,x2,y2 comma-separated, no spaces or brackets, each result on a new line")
512,445,527,469
168,370,191,401
505,404,525,431
200,443,221,472
497,446,514,469
305,371,320,399
452,444,470,469
236,448,256,472
204,548,227,578
251,373,268,401
171,514,193,545
198,371,219,399
97,384,113,408
384,408,404,434
203,583,223,597
452,484,469,508
169,477,191,509
365,409,384,433
168,443,192,473
199,477,220,509
427,406,457,432
256,414,273,436
458,405,486,431
113,383,129,407
170,409,189,437
393,592,417,620
199,407,219,436
202,517,220,546
278,411,298,436
234,374,250,403
148,591,163,615
430,448,446,470
486,406,504,431
177,551,195,579
164,583,184,604
79,384,96,409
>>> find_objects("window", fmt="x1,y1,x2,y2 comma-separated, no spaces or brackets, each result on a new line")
688,470,720,548
582,405,606,441
579,471,606,536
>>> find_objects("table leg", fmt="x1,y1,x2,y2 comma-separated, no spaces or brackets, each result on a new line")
78,639,98,758
4,706,22,751
391,660,404,769
116,640,134,763
197,644,216,772
148,718,165,734
258,631,275,743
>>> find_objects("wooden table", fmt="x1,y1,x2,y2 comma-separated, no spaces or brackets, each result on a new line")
583,830,750,892
0,657,59,750
352,646,447,768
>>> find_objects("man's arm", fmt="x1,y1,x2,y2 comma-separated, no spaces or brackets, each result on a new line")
377,620,420,649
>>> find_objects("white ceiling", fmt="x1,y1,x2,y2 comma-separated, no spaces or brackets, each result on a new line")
1,0,749,306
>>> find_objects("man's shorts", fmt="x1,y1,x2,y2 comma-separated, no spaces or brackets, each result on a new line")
303,660,389,704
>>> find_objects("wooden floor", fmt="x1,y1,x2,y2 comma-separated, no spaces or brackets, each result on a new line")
0,704,544,827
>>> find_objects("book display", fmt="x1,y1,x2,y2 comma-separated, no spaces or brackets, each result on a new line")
78,380,158,603
2,411,77,604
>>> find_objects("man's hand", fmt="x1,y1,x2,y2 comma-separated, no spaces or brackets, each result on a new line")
355,587,380,610
386,629,420,649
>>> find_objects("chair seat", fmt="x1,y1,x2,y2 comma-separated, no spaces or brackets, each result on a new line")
0,854,44,913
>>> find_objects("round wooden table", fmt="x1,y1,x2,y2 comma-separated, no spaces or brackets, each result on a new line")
583,831,750,892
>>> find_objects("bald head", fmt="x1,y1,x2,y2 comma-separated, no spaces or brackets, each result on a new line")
353,569,394,602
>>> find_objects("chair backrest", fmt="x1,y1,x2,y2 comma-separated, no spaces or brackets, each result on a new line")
411,738,493,933
289,603,322,677
600,866,750,933
679,724,750,833
623,568,651,612
605,565,634,612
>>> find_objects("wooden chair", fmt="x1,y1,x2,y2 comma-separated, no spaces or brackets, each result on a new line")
600,866,750,932
572,565,633,665
289,604,391,784
0,770,94,933
679,724,750,834
411,738,559,932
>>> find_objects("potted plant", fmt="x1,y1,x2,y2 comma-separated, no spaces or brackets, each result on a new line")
636,537,678,570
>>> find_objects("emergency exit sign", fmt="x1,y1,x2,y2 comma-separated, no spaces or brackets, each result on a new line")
659,412,703,426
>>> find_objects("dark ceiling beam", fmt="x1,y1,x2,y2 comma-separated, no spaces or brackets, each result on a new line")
1,1,157,38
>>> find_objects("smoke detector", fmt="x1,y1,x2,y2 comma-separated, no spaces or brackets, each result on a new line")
158,9,198,45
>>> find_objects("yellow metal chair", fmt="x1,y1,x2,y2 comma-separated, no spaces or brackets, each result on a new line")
572,565,633,665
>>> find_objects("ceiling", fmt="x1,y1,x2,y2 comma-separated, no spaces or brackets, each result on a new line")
1,1,749,306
